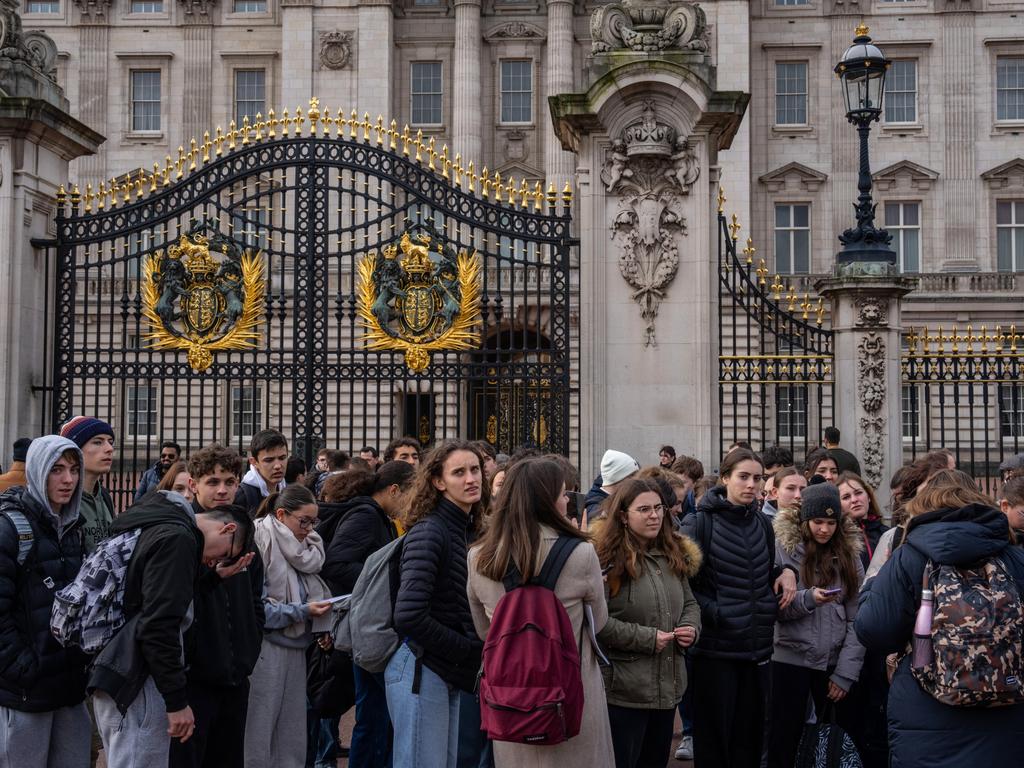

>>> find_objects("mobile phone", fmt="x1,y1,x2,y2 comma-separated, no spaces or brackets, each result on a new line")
822,588,842,596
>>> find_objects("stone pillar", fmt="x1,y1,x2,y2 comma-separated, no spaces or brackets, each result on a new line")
72,0,111,186
940,10,976,269
0,0,103,452
356,0,393,122
451,0,481,163
817,274,917,509
550,1,747,472
182,22,214,142
544,0,574,193
281,0,315,110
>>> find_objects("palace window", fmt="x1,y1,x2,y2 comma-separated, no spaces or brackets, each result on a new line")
775,0,809,5
232,385,263,442
774,203,810,274
775,62,808,125
776,385,808,441
996,200,1024,272
500,60,533,124
130,70,161,132
233,0,266,11
130,0,163,11
25,0,60,12
126,384,159,438
234,70,266,124
901,385,921,440
411,62,443,126
884,60,917,124
996,57,1024,122
231,207,269,251
885,202,920,273
999,384,1024,439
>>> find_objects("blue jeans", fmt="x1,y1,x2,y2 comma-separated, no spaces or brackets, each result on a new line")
384,643,460,768
349,664,392,768
456,689,493,768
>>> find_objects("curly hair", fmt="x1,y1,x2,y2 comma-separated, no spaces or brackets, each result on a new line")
595,477,698,597
400,440,490,532
188,443,245,480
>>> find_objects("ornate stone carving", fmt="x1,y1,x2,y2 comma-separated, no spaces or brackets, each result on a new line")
0,0,58,81
486,21,545,40
855,296,889,328
178,0,218,20
602,101,699,346
503,129,528,162
72,0,112,23
590,0,707,54
857,331,886,487
319,31,353,70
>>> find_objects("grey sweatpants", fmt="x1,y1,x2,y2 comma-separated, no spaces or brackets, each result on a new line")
93,677,169,768
0,702,91,768
244,638,307,768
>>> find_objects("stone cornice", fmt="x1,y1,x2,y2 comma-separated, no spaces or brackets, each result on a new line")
758,161,828,192
483,21,546,42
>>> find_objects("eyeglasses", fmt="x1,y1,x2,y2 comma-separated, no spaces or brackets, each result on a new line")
160,453,178,460
632,504,666,516
286,510,320,530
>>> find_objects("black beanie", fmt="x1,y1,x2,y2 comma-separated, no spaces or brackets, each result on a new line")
12,438,31,463
799,482,842,523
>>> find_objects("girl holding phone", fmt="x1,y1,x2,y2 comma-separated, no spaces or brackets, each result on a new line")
766,482,866,768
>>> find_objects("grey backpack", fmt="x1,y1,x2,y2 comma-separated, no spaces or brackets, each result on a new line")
332,536,405,673
50,528,142,654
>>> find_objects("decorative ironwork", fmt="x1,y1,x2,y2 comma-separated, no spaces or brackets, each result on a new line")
50,97,577,504
140,226,266,372
356,228,483,373
717,186,834,461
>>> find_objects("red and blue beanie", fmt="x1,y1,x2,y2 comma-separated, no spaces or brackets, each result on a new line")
60,416,114,448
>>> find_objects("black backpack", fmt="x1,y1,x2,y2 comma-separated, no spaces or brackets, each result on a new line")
795,704,863,768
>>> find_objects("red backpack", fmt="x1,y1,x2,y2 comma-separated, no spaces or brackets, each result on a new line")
478,535,585,745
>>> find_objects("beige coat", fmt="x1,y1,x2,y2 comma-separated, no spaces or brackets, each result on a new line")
467,526,614,768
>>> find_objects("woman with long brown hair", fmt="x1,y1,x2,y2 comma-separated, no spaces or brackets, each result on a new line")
468,456,612,768
767,482,865,768
387,440,489,768
594,477,701,768
836,471,887,569
855,469,1024,768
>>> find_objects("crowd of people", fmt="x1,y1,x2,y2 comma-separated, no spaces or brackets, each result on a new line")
1,419,1023,768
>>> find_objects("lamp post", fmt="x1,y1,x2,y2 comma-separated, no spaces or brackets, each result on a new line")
834,25,897,265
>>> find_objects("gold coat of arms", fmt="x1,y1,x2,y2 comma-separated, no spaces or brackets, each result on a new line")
140,228,267,372
357,229,482,372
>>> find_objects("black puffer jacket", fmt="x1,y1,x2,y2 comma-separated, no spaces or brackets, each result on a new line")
322,496,397,595
0,487,88,712
857,516,890,570
184,498,266,689
393,497,482,692
681,485,784,661
856,504,1024,767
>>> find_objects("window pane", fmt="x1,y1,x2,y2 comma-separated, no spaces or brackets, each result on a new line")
130,0,163,11
233,0,266,10
232,386,263,440
774,230,790,274
997,58,1024,121
127,385,158,437
997,201,1013,225
235,69,266,124
793,204,809,228
131,70,161,132
885,61,917,123
903,229,920,273
775,205,790,228
793,230,810,273
501,60,532,123
775,63,808,125
411,62,443,125
26,0,60,11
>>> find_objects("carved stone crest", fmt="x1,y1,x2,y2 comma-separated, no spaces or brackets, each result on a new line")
179,0,218,20
487,21,544,40
855,296,889,328
856,331,886,487
503,129,528,162
591,0,707,53
319,31,353,71
72,0,112,23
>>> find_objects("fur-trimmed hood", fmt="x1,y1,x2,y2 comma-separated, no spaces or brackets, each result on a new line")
673,531,703,578
773,506,864,557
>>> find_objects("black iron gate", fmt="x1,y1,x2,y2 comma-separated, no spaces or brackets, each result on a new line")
52,102,576,505
717,189,834,463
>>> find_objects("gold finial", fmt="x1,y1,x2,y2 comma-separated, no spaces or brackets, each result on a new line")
743,237,756,265
481,167,491,199
84,183,93,212
467,160,476,194
453,153,462,187
390,119,398,150
71,184,81,204
533,181,543,212
281,109,290,137
254,112,264,141
57,185,67,203
755,258,768,286
414,129,424,163
362,112,371,142
855,23,869,37
427,137,436,171
717,186,726,214
440,144,450,180
815,297,825,327
547,182,557,207
294,105,304,136
729,213,740,241
561,181,573,205
228,120,238,150
401,124,411,156
308,97,321,136
241,116,252,146
375,115,385,146
771,274,784,300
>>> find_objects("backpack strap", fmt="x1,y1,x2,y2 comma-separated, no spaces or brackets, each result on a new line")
1,508,35,567
535,536,584,592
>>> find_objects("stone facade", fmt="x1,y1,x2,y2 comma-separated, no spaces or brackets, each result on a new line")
14,0,1024,474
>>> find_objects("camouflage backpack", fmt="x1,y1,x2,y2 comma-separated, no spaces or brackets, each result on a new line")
912,557,1024,707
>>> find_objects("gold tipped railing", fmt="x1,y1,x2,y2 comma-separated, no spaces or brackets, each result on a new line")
61,97,572,216
904,325,1023,356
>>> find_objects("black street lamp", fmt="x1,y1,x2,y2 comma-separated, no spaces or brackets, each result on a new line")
834,25,897,266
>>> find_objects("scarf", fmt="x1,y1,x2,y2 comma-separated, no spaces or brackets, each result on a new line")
255,515,332,637
242,467,286,497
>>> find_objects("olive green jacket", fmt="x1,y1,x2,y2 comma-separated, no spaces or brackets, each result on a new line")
597,536,702,709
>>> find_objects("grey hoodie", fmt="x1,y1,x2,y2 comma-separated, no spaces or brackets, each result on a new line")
24,435,84,540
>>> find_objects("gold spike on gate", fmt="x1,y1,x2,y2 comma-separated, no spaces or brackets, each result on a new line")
254,113,264,141
390,120,398,151
481,168,491,199
241,116,251,146
267,109,277,139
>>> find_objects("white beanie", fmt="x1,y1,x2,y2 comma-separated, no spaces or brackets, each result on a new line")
601,449,640,486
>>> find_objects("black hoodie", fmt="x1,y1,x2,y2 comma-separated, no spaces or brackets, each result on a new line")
322,496,398,595
103,493,203,712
